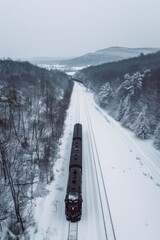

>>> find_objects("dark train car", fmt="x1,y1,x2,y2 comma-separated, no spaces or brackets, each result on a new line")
65,123,83,222
69,138,82,170
73,123,82,140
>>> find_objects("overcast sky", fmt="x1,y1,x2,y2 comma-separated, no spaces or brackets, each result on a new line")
0,0,160,58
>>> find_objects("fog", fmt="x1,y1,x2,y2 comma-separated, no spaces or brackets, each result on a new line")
0,0,160,58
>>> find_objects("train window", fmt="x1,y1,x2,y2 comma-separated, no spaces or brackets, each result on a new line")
72,180,76,184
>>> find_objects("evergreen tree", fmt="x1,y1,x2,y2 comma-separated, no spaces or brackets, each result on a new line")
153,123,160,150
96,82,114,108
121,94,133,128
134,105,150,139
123,71,143,97
115,100,124,121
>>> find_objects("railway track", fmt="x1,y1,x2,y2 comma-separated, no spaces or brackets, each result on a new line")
68,222,78,240
66,84,81,240
83,90,116,240
66,83,116,240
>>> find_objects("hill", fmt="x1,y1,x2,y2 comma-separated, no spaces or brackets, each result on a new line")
63,47,160,67
75,51,160,149
28,47,160,67
0,59,73,237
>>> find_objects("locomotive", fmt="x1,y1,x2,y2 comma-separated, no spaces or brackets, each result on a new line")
65,123,83,222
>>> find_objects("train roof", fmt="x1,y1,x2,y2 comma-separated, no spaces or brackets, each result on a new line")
67,167,82,193
73,123,82,139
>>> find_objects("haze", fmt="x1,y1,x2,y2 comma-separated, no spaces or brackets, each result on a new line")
0,0,160,58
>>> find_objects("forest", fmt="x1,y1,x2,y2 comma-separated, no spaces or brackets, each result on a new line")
75,51,160,149
0,59,73,238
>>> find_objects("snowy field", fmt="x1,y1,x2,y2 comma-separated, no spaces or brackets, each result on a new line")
26,82,160,240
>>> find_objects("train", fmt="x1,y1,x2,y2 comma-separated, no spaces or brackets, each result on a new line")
65,123,83,222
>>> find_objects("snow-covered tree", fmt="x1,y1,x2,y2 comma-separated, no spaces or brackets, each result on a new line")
120,94,135,129
116,71,146,105
134,105,151,139
115,94,131,122
96,82,114,108
123,71,143,97
149,115,158,134
153,123,160,150
115,71,151,130
115,100,124,121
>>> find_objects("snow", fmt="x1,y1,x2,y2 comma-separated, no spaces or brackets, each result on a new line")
68,193,79,201
38,65,85,75
25,83,160,240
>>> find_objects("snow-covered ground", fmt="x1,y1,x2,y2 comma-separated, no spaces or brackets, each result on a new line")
26,82,160,240
38,65,84,76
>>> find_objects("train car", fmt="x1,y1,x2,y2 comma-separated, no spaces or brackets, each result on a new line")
69,138,82,171
72,123,82,139
70,123,82,170
65,123,83,222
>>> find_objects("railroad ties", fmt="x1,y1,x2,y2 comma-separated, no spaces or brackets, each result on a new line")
68,222,78,240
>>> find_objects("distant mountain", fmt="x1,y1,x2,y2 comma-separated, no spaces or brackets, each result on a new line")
62,47,160,67
28,47,160,67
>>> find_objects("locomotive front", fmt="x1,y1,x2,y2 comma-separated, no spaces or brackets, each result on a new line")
65,167,82,221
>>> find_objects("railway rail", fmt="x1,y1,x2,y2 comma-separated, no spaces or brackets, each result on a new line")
68,222,78,240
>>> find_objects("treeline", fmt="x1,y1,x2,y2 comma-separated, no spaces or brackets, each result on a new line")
75,51,160,149
0,59,73,238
